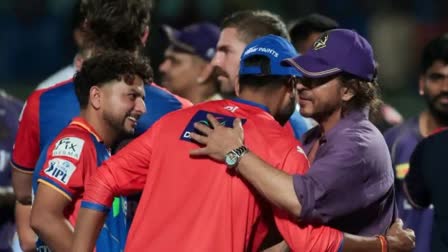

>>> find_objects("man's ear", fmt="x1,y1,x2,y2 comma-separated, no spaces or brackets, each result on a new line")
141,25,150,45
197,63,214,84
341,86,355,102
418,75,425,96
89,86,102,110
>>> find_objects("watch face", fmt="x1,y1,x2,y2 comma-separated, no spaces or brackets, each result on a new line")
225,152,238,167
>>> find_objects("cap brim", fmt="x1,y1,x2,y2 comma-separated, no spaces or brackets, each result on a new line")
160,25,195,53
282,55,342,78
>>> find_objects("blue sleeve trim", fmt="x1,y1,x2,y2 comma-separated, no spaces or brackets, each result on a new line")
337,234,344,252
81,201,110,213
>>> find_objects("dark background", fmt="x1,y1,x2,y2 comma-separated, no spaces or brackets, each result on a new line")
1,0,447,117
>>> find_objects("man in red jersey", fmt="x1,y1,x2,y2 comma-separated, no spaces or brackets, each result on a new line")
71,35,415,252
30,51,150,252
11,1,191,250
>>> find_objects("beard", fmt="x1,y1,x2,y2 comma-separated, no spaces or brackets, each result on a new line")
275,96,297,126
426,93,448,125
103,110,135,142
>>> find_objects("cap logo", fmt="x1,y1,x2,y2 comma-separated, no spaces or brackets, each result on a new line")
243,46,279,58
206,48,215,59
313,33,329,50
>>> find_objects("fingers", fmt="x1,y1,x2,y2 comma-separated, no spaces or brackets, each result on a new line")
189,147,208,156
233,118,243,130
190,132,208,145
206,114,221,129
393,218,404,229
193,122,213,136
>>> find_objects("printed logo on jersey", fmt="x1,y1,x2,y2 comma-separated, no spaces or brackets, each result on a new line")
52,137,84,160
296,146,305,155
44,158,76,184
180,110,246,143
395,163,409,179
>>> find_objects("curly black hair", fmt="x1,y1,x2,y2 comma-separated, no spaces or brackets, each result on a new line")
74,50,153,109
81,0,152,52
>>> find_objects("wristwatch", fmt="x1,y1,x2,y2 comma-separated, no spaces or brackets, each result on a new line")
225,146,248,169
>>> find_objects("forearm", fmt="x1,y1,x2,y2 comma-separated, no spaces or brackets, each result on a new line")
12,169,33,204
237,151,302,216
15,202,36,252
73,207,107,252
342,233,382,252
31,214,74,252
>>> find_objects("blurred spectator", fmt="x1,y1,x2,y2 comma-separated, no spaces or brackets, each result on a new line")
0,90,23,252
36,0,88,90
405,128,448,252
384,33,448,252
288,13,339,54
159,22,222,103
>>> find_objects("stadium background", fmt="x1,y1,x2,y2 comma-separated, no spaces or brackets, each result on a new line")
1,0,447,118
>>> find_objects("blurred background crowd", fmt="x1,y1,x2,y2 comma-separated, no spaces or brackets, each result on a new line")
1,0,448,117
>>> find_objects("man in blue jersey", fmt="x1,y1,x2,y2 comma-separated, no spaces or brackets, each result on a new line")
30,50,151,251
11,0,191,250
0,90,23,252
383,33,448,252
211,10,312,139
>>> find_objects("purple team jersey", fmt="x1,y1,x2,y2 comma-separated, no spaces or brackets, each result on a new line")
384,117,433,252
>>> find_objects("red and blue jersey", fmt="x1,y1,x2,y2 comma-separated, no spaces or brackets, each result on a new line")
11,79,191,174
34,117,127,251
81,98,342,252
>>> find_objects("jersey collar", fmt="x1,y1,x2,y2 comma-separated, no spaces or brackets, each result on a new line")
70,117,103,143
231,98,270,113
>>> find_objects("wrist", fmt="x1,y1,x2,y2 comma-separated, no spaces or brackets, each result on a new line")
376,235,388,252
225,145,249,170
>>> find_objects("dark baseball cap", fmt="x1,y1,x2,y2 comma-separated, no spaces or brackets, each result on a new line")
283,29,376,81
239,35,301,77
161,22,220,61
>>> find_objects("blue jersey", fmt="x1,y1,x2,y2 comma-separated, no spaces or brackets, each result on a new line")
384,117,433,252
33,118,127,251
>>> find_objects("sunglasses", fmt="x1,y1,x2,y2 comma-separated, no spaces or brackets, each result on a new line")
298,74,341,89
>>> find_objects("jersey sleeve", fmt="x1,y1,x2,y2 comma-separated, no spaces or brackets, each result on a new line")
81,120,161,212
11,91,41,173
275,144,343,251
274,210,343,252
37,134,94,201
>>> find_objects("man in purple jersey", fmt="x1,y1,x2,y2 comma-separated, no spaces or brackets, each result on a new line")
0,90,23,252
384,33,448,251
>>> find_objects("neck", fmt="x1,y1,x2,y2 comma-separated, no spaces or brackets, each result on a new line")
238,88,283,116
80,109,117,148
317,107,343,133
184,80,219,104
419,110,448,137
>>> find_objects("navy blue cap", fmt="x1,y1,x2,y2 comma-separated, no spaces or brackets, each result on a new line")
161,22,220,61
239,35,301,77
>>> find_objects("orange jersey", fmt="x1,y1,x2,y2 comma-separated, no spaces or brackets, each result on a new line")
83,98,342,251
